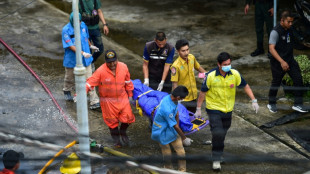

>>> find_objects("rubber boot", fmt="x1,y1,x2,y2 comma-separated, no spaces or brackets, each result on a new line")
109,127,121,148
64,91,73,101
120,123,130,146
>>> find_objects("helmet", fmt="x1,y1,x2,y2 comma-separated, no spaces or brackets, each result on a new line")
60,153,81,174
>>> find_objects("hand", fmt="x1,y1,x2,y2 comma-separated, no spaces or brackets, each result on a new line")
183,137,193,147
252,101,259,114
280,61,289,71
268,8,274,16
82,52,92,58
102,25,109,35
143,78,149,86
73,94,77,103
129,97,134,105
195,107,201,117
157,80,165,91
244,4,250,15
90,45,99,52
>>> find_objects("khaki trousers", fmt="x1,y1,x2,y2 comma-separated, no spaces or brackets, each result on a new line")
63,65,99,105
159,135,186,172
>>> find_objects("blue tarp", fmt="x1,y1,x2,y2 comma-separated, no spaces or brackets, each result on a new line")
132,79,193,132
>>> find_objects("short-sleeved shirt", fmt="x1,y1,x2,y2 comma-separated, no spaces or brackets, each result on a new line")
170,54,200,101
201,67,247,113
79,0,101,29
62,22,93,68
0,168,15,174
151,95,178,145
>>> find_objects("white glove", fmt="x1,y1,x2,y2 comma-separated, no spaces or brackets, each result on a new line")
144,78,149,86
129,97,134,105
157,80,165,91
195,107,201,117
183,137,193,147
90,45,99,52
82,52,92,58
252,99,259,114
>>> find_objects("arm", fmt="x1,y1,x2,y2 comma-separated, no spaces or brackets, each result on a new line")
198,66,206,73
69,45,85,55
243,84,255,100
173,112,186,140
161,64,171,81
196,91,206,108
97,9,109,35
143,60,149,79
125,67,134,97
172,82,178,91
269,44,289,71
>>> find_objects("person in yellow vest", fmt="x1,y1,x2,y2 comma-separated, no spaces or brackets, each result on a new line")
170,39,206,113
60,153,81,174
195,52,259,171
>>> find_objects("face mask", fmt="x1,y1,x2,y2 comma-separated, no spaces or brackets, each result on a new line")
178,100,183,104
222,65,231,72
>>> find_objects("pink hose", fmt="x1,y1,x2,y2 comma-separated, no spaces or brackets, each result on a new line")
0,37,78,133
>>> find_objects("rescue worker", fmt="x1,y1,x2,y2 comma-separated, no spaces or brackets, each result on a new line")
151,86,193,172
79,0,109,64
143,32,175,93
86,49,135,147
0,150,24,174
170,39,206,113
195,52,259,171
267,10,308,113
62,12,100,110
244,0,274,57
59,153,81,174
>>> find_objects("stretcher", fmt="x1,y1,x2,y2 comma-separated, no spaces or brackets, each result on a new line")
132,79,209,135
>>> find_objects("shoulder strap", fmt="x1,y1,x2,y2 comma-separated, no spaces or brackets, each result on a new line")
94,0,97,10
79,0,86,12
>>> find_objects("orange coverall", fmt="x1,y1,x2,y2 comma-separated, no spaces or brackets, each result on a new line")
86,62,135,128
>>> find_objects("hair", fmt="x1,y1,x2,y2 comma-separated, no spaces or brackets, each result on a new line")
155,32,166,41
172,86,189,99
175,39,189,50
281,9,294,20
217,52,231,64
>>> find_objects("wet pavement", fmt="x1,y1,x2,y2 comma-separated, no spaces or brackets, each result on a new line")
0,0,310,173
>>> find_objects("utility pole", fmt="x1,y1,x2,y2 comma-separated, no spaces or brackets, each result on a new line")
72,0,91,173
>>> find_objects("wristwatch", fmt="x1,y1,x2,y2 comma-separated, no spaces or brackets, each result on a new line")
103,23,108,26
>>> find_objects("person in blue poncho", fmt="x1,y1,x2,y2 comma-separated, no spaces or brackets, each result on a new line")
151,85,193,172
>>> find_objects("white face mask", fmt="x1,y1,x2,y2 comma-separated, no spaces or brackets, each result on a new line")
178,99,184,104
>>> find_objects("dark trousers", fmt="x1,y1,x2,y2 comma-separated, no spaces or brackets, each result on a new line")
268,59,303,105
255,2,273,50
181,99,197,113
149,78,172,94
88,28,104,63
207,110,232,161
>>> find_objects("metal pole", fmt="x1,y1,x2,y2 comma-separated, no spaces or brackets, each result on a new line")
274,0,277,26
72,0,91,173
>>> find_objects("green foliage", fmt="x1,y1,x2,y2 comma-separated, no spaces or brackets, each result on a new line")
283,55,310,86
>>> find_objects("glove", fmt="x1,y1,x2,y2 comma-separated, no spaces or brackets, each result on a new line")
143,78,149,86
252,99,259,114
82,52,92,58
183,137,193,147
157,80,165,91
129,97,134,105
90,45,99,52
73,94,77,103
195,107,201,117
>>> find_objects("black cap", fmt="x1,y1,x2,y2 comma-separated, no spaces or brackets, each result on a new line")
3,150,24,169
105,49,117,63
155,32,166,41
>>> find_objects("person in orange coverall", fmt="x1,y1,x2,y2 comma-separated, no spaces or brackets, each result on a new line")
86,49,135,147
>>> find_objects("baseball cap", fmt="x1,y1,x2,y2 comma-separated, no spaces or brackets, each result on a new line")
105,49,117,63
3,150,24,169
